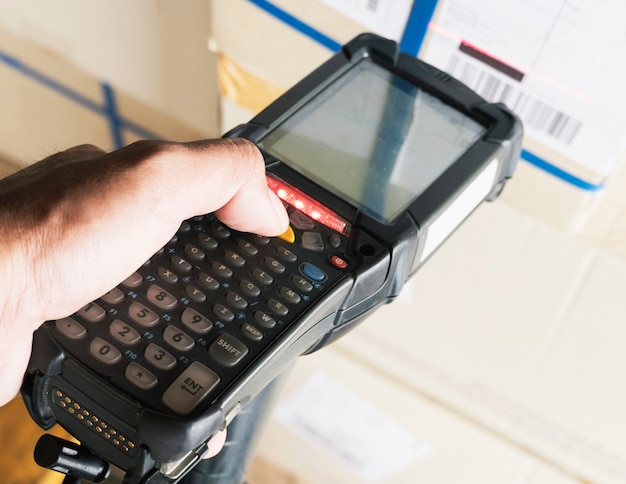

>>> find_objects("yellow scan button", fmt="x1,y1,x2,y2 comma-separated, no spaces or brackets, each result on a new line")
278,226,295,243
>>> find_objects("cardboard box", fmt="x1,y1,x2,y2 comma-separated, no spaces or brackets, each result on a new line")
0,0,219,139
256,346,580,484
336,199,626,484
419,0,626,259
2,3,621,483
0,1,218,170
208,2,626,483
209,0,626,261
209,0,425,130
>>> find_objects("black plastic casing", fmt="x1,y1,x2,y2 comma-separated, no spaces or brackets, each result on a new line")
228,33,522,350
21,33,522,483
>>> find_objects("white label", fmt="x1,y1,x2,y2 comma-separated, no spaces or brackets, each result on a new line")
421,158,498,263
275,372,430,482
318,0,414,41
421,0,626,177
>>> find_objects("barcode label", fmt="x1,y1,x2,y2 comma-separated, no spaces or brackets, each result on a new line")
446,54,582,146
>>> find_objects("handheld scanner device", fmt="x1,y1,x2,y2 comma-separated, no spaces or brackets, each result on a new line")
21,34,522,483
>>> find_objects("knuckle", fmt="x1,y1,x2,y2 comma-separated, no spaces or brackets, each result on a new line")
224,138,265,172
123,139,176,158
65,143,105,153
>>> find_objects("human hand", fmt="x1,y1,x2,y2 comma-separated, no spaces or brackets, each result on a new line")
0,138,288,407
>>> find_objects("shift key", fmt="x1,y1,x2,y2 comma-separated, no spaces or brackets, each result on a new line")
209,333,249,367
162,362,220,414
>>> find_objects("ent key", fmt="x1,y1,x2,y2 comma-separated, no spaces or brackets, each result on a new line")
162,362,220,414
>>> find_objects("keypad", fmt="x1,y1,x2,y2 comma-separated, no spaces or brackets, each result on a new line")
50,209,351,416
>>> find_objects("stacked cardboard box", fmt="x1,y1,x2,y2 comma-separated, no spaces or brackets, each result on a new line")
0,0,218,171
209,1,626,483
2,2,624,482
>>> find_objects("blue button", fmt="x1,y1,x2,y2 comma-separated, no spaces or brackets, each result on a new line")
300,262,327,282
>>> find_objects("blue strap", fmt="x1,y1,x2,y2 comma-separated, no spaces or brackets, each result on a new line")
101,83,124,149
400,0,439,56
0,50,160,149
247,0,341,52
521,149,604,191
0,51,103,116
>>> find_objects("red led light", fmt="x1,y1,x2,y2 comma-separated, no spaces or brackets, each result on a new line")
267,175,351,236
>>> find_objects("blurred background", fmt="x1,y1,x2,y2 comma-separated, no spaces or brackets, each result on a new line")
2,1,626,483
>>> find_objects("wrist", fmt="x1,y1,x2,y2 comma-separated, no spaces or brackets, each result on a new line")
0,211,43,336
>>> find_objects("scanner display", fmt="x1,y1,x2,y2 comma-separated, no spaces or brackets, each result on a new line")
259,60,486,222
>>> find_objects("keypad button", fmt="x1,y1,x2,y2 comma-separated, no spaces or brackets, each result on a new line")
208,334,249,367
249,234,270,245
240,323,263,342
129,302,160,327
278,286,301,305
275,246,297,263
125,362,158,391
197,272,220,291
78,302,106,323
289,211,315,230
90,338,122,365
253,311,276,329
144,343,177,371
181,308,213,334
264,257,285,274
110,319,141,346
278,226,295,244
210,262,233,279
55,317,86,340
213,304,235,322
302,232,325,251
239,280,261,298
291,275,313,293
101,288,125,305
251,268,273,286
171,255,192,273
330,255,349,269
210,223,231,239
267,298,289,317
224,250,245,268
185,285,206,303
226,291,248,310
300,262,327,282
147,285,178,311
157,267,179,284
184,244,205,262
196,234,218,251
236,240,258,256
162,361,220,415
163,326,195,352
121,272,143,288
329,233,342,249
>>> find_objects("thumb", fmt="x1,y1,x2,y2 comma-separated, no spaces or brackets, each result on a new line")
158,138,289,236
215,182,289,237
184,138,289,236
